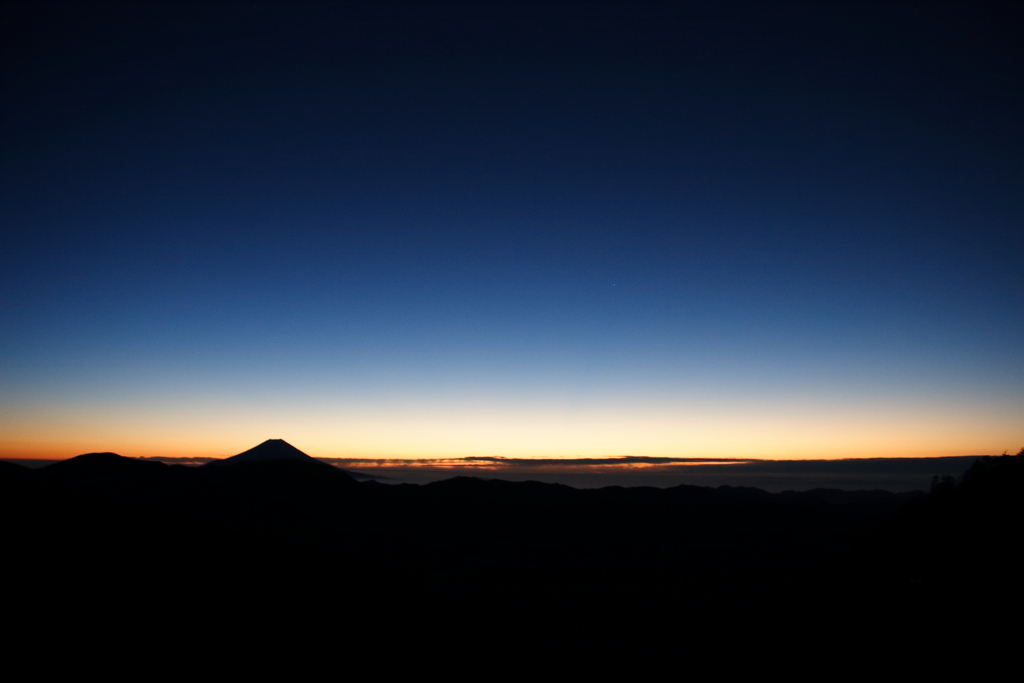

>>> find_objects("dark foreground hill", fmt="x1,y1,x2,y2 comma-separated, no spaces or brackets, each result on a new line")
3,450,1019,678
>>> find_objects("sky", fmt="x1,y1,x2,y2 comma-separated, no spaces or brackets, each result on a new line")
2,1,1022,460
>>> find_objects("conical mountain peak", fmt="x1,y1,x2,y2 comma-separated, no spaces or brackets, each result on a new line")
211,439,316,466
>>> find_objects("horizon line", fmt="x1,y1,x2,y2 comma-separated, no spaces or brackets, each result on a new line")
2,453,997,465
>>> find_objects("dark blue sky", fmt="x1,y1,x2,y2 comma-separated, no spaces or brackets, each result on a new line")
2,1,1021,459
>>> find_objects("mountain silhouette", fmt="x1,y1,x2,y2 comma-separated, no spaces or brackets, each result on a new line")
34,451,171,488
41,451,166,473
4,446,1018,678
207,438,319,466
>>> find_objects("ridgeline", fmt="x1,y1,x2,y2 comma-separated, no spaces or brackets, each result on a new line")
3,445,1019,678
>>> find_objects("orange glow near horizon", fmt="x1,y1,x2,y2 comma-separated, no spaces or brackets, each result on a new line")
2,394,1020,461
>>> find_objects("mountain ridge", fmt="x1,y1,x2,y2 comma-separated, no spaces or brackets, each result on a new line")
206,438,319,466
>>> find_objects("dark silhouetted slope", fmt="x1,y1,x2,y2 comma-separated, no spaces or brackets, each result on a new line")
207,438,320,466
858,450,1022,586
37,451,169,480
823,450,1023,681
0,459,31,481
4,448,1019,678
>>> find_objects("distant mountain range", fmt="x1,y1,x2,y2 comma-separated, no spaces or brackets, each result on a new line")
3,443,1018,679
11,446,977,491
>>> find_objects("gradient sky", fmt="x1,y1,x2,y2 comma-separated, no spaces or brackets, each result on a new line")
2,1,1022,460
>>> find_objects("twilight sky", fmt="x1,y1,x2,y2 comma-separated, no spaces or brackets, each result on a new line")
2,1,1022,460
